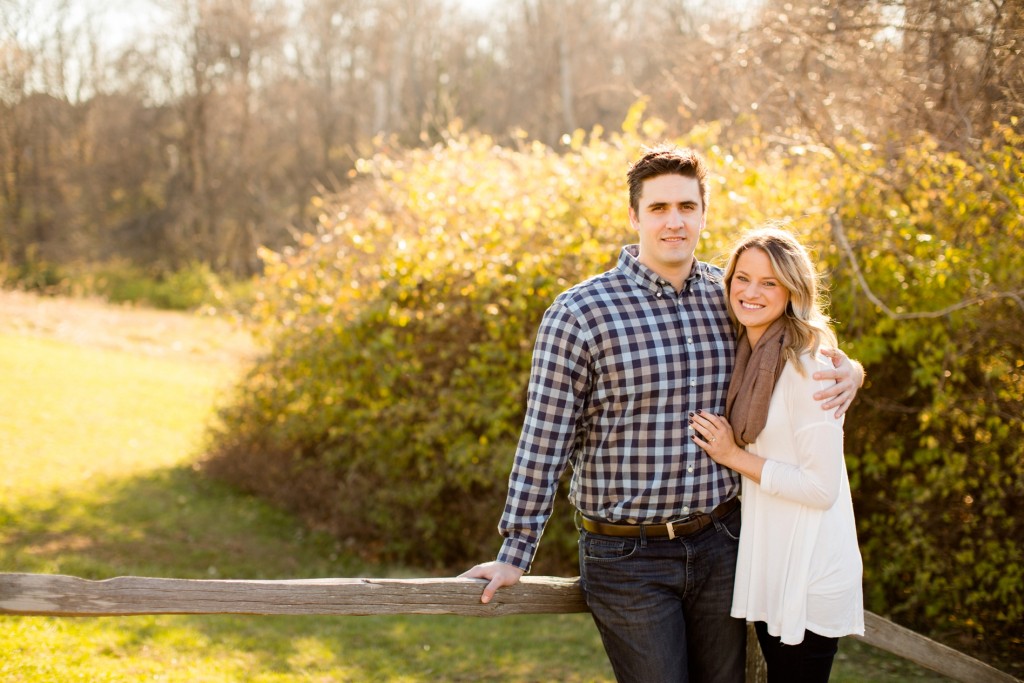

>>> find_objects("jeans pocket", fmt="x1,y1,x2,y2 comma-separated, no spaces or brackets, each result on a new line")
581,532,640,562
718,506,742,542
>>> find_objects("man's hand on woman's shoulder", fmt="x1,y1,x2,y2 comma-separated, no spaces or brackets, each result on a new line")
814,348,864,418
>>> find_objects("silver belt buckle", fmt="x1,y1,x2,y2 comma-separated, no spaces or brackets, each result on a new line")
665,516,689,540
665,512,699,540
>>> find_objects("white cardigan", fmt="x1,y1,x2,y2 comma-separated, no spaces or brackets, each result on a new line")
730,351,865,645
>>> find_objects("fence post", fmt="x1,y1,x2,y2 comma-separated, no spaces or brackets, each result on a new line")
744,622,768,683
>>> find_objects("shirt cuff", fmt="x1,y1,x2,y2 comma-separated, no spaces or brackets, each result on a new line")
497,536,536,573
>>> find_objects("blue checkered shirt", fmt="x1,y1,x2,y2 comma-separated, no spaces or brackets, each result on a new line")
497,245,740,571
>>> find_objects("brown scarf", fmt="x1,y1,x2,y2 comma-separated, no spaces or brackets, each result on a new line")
726,317,788,447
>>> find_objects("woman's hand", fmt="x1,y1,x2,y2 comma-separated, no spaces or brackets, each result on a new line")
690,410,765,484
690,410,741,465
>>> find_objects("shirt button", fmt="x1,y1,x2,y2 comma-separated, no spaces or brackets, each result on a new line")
687,466,694,473
690,379,697,386
687,337,693,344
682,506,690,514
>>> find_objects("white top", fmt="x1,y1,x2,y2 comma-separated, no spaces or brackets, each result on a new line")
730,351,865,645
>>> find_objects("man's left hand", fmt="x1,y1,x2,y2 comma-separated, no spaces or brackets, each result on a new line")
814,348,864,418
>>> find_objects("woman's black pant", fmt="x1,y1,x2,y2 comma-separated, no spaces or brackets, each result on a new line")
754,620,839,683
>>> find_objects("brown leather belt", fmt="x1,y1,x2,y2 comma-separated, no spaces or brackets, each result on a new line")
581,496,740,540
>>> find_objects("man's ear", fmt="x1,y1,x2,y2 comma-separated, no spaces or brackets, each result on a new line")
628,207,639,229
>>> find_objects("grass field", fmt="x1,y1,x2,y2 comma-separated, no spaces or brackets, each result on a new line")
0,293,955,681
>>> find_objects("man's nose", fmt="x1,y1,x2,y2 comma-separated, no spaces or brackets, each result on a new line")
666,209,684,227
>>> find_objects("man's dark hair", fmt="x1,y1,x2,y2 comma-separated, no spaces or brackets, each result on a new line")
627,145,710,215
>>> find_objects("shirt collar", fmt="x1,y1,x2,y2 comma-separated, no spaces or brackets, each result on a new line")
618,245,706,293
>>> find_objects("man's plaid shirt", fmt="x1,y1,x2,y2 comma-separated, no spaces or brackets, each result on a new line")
497,245,741,571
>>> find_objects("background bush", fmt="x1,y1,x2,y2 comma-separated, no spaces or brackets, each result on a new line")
201,109,1022,670
0,258,243,312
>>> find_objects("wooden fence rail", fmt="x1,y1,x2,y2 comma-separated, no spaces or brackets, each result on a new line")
0,572,1017,683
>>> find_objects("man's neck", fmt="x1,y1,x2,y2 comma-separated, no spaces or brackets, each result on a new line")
644,257,696,292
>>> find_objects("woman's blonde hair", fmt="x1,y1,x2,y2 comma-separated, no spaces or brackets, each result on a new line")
724,224,837,371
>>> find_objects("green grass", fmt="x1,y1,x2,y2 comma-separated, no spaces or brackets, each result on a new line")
0,331,614,682
0,328,955,681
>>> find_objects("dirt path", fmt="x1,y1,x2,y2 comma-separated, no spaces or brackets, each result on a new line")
0,289,262,368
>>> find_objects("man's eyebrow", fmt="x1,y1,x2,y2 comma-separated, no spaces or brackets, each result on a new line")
645,199,698,208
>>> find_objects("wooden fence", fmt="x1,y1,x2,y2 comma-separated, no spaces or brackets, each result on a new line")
0,572,1018,683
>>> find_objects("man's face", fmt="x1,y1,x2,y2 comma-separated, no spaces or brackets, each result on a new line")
629,174,705,279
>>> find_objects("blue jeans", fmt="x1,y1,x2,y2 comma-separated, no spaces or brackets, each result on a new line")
578,505,745,683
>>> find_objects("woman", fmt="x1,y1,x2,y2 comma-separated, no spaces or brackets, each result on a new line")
690,226,864,682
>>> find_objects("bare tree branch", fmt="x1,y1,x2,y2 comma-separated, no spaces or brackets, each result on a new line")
829,212,1024,319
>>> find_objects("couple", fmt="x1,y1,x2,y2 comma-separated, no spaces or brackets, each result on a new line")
462,145,865,682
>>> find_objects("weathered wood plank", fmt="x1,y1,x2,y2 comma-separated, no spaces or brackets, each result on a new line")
0,573,587,618
0,573,1017,683
856,611,1019,683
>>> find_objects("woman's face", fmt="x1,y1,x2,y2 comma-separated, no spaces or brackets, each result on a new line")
730,247,790,345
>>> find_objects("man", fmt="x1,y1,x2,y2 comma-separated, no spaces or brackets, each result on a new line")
461,145,862,682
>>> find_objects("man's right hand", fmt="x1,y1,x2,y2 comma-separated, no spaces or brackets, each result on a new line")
459,561,525,604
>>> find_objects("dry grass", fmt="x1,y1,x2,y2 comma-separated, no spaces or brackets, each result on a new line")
0,289,260,368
